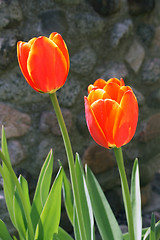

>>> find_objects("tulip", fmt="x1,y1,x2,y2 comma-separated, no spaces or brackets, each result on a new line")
17,32,69,93
84,78,138,148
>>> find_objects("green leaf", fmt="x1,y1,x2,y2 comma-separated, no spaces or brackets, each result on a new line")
149,214,156,240
75,153,95,240
73,205,81,240
130,159,142,240
13,175,31,240
86,166,123,240
1,126,16,227
19,175,31,214
60,163,73,225
34,167,63,240
30,149,54,232
13,187,27,240
53,227,74,240
0,219,13,240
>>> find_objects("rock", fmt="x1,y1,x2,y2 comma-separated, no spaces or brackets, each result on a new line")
132,87,145,106
120,225,128,234
39,9,68,36
97,62,128,80
54,0,81,4
57,79,80,107
88,0,122,16
153,26,160,47
111,19,133,48
148,89,160,108
40,109,72,136
128,0,155,15
136,24,155,46
105,187,123,215
83,142,116,174
143,192,160,213
70,47,97,75
141,58,160,85
9,0,23,23
139,153,160,186
141,184,152,208
76,111,88,136
0,103,31,138
0,33,17,69
138,113,160,142
125,40,145,73
72,12,105,36
8,140,26,166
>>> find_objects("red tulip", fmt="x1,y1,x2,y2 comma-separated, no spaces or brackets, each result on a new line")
84,78,138,148
17,32,69,93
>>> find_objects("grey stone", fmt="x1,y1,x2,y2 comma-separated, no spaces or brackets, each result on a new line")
143,192,160,213
88,0,122,16
0,67,49,103
132,87,145,106
136,24,155,46
125,40,145,73
128,0,155,15
71,47,96,75
141,58,160,85
97,62,128,80
72,12,106,36
147,89,160,108
8,140,26,166
9,0,23,23
57,78,80,107
0,103,31,138
39,9,68,36
40,109,72,136
54,0,81,4
76,111,88,136
0,33,17,69
111,19,133,48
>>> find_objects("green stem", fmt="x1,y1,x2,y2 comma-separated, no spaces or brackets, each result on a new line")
114,147,135,240
50,92,87,240
0,151,34,240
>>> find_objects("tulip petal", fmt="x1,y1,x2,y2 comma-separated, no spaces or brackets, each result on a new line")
84,97,109,148
93,79,107,90
103,82,120,102
27,36,68,93
106,78,122,86
88,89,110,105
49,32,69,73
91,99,120,147
17,39,39,91
114,90,138,147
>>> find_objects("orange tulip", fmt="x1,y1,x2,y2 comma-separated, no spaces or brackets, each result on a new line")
17,32,69,93
84,78,138,148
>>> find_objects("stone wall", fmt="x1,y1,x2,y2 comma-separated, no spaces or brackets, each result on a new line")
0,0,160,234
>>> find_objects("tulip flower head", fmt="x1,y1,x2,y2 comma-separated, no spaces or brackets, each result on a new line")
17,32,69,93
84,78,138,149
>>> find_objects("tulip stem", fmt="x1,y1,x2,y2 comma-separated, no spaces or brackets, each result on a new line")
50,92,87,240
114,147,135,240
0,151,34,240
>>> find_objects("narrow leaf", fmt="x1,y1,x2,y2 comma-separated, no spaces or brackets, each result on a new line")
149,214,156,240
60,163,73,225
0,219,13,240
34,167,63,240
19,175,31,213
1,126,16,227
53,227,74,240
73,205,81,240
13,182,27,239
130,159,142,240
30,149,54,231
75,153,95,240
86,166,123,240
